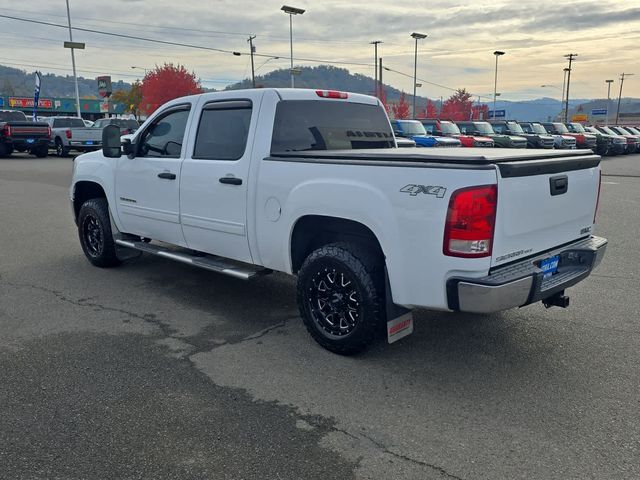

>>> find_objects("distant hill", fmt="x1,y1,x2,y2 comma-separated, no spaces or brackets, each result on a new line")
225,65,425,104
2,63,639,122
0,65,130,98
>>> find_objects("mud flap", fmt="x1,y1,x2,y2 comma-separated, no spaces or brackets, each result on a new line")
384,267,414,344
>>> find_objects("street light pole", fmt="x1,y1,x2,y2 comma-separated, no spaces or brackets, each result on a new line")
564,53,578,122
281,5,305,88
65,0,81,118
560,68,569,119
370,40,382,97
411,32,427,119
605,79,614,125
492,51,505,119
615,73,634,125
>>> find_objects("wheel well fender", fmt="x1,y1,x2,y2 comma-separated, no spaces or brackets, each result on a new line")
73,181,107,221
290,215,385,274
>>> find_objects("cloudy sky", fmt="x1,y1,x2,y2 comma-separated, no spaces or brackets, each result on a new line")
1,0,639,102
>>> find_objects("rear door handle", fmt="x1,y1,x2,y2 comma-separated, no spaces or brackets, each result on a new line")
219,177,242,185
158,172,176,180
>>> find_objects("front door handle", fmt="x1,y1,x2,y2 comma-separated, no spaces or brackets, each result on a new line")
158,172,176,180
219,177,242,185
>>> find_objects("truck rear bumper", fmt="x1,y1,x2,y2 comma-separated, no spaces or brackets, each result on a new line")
447,236,607,313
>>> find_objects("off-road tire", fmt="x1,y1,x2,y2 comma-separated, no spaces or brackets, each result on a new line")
31,145,48,158
0,144,12,158
297,242,384,355
78,198,120,268
55,138,69,157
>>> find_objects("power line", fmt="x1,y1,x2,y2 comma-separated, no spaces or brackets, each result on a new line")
0,13,371,68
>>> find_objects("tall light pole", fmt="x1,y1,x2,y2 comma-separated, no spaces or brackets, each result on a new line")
615,73,634,125
370,40,382,97
605,79,614,125
492,51,505,119
65,0,81,118
281,5,305,88
564,53,578,122
411,32,427,119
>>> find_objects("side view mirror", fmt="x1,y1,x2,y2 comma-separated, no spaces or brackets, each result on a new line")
102,125,122,158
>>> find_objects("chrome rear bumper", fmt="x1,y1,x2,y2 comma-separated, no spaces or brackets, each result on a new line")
447,236,607,313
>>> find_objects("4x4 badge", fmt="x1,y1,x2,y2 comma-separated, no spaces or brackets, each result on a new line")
400,184,447,198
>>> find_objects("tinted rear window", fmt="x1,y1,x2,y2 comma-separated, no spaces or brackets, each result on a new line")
0,111,27,122
271,100,394,153
53,118,85,128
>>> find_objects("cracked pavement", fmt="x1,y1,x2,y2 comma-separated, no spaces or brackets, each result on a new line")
1,155,639,479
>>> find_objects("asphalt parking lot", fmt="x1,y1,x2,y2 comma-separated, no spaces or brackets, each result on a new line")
1,152,639,480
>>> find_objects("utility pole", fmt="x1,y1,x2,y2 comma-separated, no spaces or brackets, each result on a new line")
248,36,256,88
564,53,578,122
605,79,614,125
370,41,382,97
379,58,383,101
561,67,569,119
615,73,634,125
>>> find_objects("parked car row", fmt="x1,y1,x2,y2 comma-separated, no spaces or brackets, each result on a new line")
391,118,640,156
0,111,141,158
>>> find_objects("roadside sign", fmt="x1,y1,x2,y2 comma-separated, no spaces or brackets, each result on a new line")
63,41,85,49
572,114,588,122
591,109,607,115
9,97,53,109
96,76,112,98
488,109,506,118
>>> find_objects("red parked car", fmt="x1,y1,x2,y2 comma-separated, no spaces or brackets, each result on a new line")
419,119,494,147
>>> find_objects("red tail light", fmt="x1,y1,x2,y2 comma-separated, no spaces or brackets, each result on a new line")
3,125,11,137
316,90,348,99
65,129,72,139
443,185,498,258
594,170,602,224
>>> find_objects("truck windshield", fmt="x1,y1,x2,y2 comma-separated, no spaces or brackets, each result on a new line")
271,100,395,152
553,123,570,134
506,122,525,134
440,122,461,135
398,121,427,136
568,123,586,133
474,122,495,135
530,123,548,134
599,126,618,135
0,111,28,122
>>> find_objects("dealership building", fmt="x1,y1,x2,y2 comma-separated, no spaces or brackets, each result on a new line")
0,95,125,120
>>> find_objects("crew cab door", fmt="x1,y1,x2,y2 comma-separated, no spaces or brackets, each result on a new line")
115,103,192,246
179,95,261,263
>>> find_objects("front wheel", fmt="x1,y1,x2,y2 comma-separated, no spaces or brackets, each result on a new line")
78,198,120,268
297,243,384,355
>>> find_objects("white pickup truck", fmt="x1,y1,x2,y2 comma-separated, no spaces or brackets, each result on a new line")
70,88,607,355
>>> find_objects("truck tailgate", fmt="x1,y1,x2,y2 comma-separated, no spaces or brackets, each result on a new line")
491,152,601,267
70,128,102,142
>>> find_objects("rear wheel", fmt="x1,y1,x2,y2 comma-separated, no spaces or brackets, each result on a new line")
55,138,69,157
297,242,384,355
78,198,120,268
31,145,48,158
0,144,12,157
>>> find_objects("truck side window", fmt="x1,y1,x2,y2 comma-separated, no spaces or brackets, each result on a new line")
193,101,252,160
139,107,190,158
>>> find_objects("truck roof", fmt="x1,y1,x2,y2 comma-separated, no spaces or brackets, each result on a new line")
161,88,381,108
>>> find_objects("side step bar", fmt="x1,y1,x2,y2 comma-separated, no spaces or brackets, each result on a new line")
115,239,270,280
